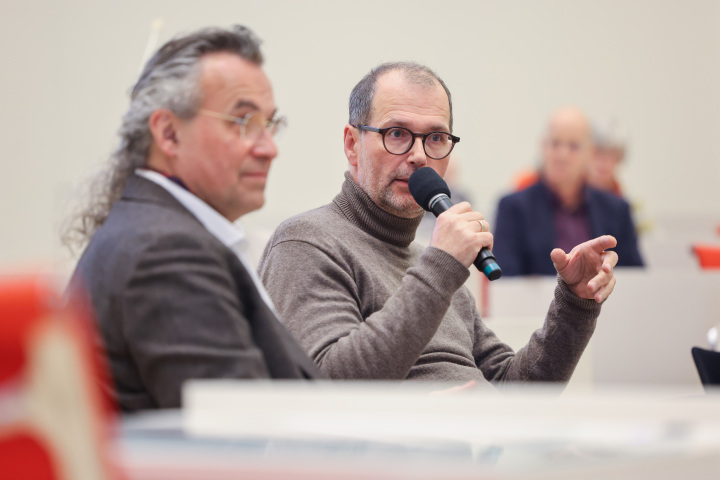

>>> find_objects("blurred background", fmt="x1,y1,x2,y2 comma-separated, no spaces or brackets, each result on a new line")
1,0,718,272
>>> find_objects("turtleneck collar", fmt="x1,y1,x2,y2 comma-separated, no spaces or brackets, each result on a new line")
332,172,423,248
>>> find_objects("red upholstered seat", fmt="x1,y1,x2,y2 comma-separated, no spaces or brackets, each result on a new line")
692,244,720,269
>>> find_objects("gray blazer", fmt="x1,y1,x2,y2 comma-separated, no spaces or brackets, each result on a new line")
72,175,320,411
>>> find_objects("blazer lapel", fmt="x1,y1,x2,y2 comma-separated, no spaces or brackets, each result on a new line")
125,174,322,379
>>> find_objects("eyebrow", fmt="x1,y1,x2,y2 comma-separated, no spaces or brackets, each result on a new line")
230,100,277,118
383,119,450,132
231,100,260,112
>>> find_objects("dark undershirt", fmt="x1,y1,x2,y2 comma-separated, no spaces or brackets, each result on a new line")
548,185,591,253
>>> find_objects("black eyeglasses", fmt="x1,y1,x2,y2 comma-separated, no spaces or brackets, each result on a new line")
352,125,460,160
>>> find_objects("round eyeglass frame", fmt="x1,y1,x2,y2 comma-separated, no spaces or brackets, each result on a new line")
199,109,288,140
352,124,460,160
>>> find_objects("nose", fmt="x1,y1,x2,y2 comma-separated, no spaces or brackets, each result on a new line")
252,129,279,161
406,136,427,166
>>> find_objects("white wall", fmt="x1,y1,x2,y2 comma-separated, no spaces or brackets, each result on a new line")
1,0,719,271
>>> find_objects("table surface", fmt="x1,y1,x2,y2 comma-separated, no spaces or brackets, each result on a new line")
116,381,720,480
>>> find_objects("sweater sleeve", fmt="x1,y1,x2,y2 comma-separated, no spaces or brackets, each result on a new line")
473,277,600,384
259,238,470,380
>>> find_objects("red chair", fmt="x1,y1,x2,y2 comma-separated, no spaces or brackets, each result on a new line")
0,274,122,480
511,169,540,191
692,244,720,269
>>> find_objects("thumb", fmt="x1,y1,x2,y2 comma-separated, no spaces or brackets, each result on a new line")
551,248,568,271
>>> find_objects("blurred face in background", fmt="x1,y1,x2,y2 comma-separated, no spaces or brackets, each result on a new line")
589,145,624,192
541,107,593,193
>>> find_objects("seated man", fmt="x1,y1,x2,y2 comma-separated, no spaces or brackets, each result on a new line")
492,107,644,276
67,25,320,411
258,62,617,384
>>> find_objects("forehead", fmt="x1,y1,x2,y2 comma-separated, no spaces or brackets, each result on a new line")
198,52,274,111
369,70,450,130
546,111,591,142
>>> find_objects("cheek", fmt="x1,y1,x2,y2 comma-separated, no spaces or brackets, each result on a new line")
359,151,385,182
215,140,248,174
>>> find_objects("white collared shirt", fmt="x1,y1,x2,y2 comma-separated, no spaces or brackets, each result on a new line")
135,168,278,315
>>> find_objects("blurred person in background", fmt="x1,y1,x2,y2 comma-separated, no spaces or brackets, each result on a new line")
64,25,320,411
588,120,627,196
493,107,644,276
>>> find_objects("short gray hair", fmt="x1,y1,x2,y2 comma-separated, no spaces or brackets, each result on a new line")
348,61,454,132
64,25,263,250
592,120,628,151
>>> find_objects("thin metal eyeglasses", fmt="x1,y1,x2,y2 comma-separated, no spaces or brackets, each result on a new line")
352,124,460,160
199,109,288,140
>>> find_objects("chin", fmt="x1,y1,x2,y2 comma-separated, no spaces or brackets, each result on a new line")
235,196,265,219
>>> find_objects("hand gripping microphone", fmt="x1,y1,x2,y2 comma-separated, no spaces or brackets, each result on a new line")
408,167,502,281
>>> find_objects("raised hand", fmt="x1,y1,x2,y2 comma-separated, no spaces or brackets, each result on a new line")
550,235,618,303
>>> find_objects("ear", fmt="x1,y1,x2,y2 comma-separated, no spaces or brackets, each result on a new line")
344,124,360,167
149,109,180,157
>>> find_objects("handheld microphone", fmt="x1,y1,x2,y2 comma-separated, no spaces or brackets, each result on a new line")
408,167,502,281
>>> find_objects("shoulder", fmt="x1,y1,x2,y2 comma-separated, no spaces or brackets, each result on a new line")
587,187,631,213
497,183,545,213
259,202,360,277
266,203,348,248
106,196,214,247
79,197,230,279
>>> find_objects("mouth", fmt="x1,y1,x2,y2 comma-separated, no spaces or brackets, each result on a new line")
391,176,413,193
243,171,268,180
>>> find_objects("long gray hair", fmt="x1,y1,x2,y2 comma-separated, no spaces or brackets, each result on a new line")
64,25,263,251
348,61,453,132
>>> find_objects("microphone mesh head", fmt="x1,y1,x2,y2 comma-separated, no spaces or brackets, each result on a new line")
408,168,451,211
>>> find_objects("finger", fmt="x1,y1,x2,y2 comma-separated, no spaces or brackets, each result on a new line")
454,212,488,232
457,211,485,222
472,219,489,233
550,248,568,271
602,251,619,271
587,269,608,292
588,235,617,253
587,255,615,289
446,201,473,214
594,275,616,303
478,232,494,251
588,257,617,293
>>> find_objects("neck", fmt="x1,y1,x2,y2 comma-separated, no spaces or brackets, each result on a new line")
335,172,423,248
549,180,583,209
144,154,191,193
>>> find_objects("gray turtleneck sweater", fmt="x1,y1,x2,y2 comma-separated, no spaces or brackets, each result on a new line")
258,173,600,385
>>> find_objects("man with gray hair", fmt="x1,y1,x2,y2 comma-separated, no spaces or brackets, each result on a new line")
493,107,643,276
258,63,618,386
67,25,320,411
